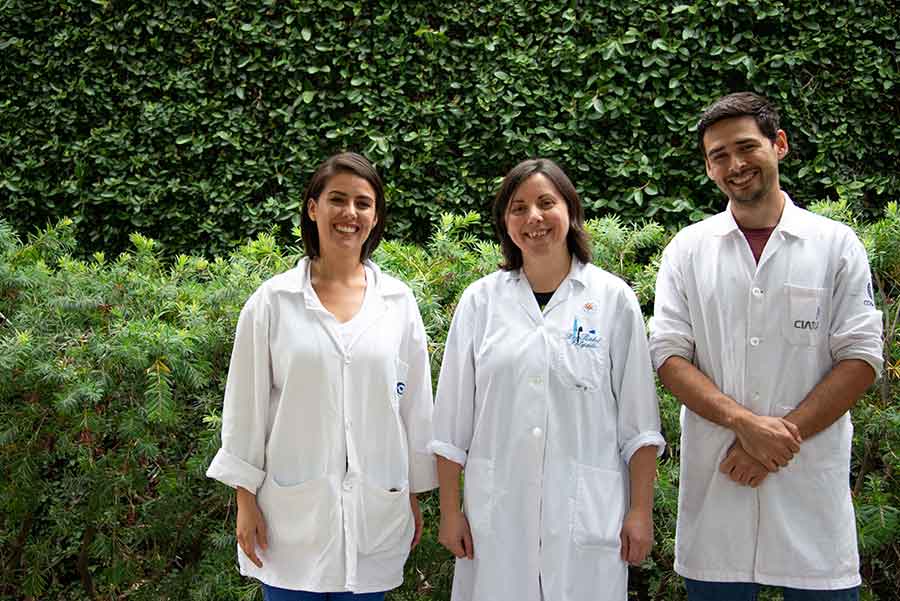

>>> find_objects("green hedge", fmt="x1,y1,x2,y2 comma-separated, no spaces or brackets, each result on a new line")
2,0,898,256
1,204,898,600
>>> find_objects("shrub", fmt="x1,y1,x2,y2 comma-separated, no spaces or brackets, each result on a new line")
1,203,898,599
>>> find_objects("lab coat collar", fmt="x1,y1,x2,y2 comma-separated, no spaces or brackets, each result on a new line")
711,191,812,240
273,257,408,302
502,256,590,290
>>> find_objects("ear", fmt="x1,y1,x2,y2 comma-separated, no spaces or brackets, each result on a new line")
774,129,789,161
307,198,317,222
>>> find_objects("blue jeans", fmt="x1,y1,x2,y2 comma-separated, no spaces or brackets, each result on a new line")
685,578,859,601
261,584,386,601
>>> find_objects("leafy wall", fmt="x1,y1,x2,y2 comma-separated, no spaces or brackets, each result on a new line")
2,0,898,256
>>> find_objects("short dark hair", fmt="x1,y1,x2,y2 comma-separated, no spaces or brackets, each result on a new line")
300,152,386,262
492,158,592,271
697,92,781,155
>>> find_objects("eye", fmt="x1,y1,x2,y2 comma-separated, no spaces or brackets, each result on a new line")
510,204,526,215
541,198,555,209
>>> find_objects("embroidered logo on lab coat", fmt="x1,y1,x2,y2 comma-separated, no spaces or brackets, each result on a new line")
582,301,597,313
396,381,406,396
864,281,875,307
567,317,601,348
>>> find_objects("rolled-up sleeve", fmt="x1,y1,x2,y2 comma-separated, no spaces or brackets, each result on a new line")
649,239,695,370
399,293,439,493
830,230,884,376
611,285,665,464
206,291,271,493
430,289,477,467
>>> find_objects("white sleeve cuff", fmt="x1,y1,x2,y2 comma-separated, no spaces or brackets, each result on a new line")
833,350,884,379
649,336,694,371
205,448,266,493
621,431,666,464
428,440,468,467
409,451,438,493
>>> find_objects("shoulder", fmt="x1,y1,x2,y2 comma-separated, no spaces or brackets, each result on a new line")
668,211,729,249
240,264,303,317
579,262,637,302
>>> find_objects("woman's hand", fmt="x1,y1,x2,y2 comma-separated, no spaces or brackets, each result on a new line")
619,507,653,566
438,509,474,559
410,493,424,549
236,487,268,568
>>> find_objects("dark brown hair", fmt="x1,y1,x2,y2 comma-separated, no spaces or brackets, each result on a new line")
492,158,592,271
697,92,781,155
300,152,386,262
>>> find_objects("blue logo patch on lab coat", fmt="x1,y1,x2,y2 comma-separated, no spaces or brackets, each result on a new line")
567,317,601,348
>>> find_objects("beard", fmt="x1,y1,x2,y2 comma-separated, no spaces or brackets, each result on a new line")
724,169,772,206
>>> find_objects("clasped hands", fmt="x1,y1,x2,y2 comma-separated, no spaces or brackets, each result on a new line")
719,414,802,488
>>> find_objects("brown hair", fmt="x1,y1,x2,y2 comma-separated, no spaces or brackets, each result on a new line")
492,158,592,271
697,92,781,155
300,152,386,261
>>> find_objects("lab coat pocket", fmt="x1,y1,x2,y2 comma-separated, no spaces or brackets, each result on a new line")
463,457,494,537
257,476,335,548
358,482,413,555
573,464,625,548
555,337,608,391
782,284,828,347
392,359,410,409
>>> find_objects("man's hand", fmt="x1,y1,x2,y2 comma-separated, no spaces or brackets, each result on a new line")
236,487,268,568
438,508,474,559
620,507,653,566
720,440,770,487
410,493,424,549
732,413,802,471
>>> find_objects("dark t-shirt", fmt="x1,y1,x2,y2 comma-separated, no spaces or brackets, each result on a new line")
534,290,555,309
739,225,776,264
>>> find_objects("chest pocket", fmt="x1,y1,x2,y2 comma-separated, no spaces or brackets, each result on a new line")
553,333,608,391
782,284,829,347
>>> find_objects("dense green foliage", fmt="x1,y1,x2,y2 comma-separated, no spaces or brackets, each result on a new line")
2,0,898,256
1,203,898,600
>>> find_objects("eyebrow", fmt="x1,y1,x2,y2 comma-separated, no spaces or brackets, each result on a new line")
327,190,373,201
510,193,556,204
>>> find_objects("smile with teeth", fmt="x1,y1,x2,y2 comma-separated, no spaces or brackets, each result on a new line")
334,224,359,234
728,170,758,187
525,229,550,239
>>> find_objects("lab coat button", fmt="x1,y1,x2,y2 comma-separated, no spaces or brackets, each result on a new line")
752,287,763,297
343,480,353,491
749,337,760,346
532,427,543,438
752,392,761,401
343,355,351,365
528,375,543,386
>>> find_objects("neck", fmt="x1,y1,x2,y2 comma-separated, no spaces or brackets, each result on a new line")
310,253,364,283
730,189,785,229
522,251,571,293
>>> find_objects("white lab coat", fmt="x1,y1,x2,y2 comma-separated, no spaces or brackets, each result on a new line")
649,194,883,589
206,257,437,593
431,259,664,601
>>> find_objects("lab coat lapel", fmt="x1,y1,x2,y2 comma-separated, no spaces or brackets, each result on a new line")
512,271,543,326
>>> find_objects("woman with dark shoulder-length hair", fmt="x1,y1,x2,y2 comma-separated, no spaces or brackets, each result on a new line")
207,152,437,601
431,158,664,601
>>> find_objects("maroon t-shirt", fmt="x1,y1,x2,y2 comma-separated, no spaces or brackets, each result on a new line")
739,225,776,264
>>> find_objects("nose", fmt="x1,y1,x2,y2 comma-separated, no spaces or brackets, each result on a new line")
526,204,543,222
728,155,747,173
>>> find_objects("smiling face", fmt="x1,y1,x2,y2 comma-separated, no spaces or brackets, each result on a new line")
307,171,378,260
703,115,788,209
504,173,571,263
